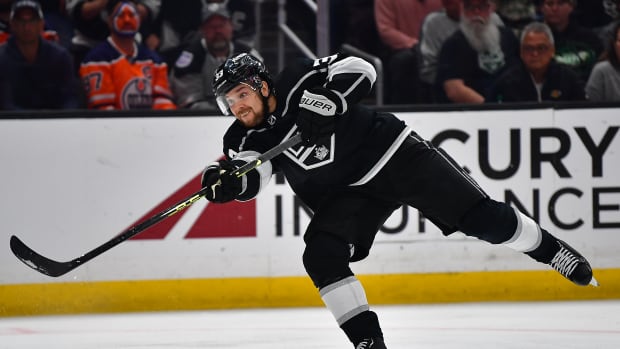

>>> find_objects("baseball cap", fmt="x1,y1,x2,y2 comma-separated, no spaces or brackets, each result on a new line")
202,3,230,23
10,0,44,20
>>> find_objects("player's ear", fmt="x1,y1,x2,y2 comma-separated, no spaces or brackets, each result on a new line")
260,81,269,97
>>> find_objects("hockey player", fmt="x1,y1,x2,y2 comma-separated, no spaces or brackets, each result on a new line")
202,53,597,349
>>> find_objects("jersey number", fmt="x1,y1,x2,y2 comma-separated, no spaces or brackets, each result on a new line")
84,72,103,93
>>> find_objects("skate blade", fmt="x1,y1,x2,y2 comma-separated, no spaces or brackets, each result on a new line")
589,277,599,287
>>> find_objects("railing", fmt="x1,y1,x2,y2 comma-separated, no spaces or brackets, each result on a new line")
274,0,384,105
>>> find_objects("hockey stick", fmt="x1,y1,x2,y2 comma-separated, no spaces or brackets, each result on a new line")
10,133,302,277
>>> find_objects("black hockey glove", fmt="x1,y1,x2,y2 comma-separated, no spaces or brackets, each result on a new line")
201,160,242,203
296,87,342,145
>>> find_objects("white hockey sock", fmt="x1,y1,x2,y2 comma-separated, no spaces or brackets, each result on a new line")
502,209,542,252
319,276,369,326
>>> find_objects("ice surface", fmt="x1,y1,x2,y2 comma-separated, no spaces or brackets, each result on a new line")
1,300,619,348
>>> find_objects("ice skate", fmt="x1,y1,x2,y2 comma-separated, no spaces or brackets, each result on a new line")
550,239,598,287
355,337,387,349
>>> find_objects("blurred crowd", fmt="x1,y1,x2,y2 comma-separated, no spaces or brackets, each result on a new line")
353,0,620,104
0,0,619,111
0,0,259,110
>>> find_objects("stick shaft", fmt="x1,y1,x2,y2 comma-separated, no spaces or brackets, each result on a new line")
11,134,302,277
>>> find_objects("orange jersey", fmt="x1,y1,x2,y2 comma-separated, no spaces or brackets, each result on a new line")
80,38,176,110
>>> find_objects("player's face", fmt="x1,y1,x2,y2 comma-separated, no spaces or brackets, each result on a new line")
225,82,267,128
520,31,555,72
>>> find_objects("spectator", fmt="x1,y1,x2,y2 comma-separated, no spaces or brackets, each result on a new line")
571,0,618,39
494,0,538,36
338,0,387,59
152,0,203,66
375,0,443,104
206,0,256,48
40,1,74,50
488,22,586,102
598,1,620,45
418,0,505,103
1,0,61,45
147,0,255,67
79,0,175,110
0,0,13,43
66,0,160,72
436,0,520,103
586,21,620,101
169,3,261,110
540,0,604,83
0,0,79,110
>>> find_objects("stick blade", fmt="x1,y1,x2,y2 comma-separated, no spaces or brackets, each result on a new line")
10,235,75,277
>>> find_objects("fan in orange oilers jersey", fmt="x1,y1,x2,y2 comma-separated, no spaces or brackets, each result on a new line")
79,0,176,110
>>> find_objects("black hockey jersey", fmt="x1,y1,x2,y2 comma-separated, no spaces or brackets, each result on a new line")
221,54,409,209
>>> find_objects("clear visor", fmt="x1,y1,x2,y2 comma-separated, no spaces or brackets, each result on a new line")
215,81,261,116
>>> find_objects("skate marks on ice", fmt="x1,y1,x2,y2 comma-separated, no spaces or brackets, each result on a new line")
1,301,619,348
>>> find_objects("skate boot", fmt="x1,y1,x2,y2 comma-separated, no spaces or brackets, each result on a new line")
355,337,387,349
550,239,598,286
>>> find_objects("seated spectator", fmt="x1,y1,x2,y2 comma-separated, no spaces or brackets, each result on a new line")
169,3,262,110
66,0,160,72
0,0,61,44
207,0,256,48
488,22,585,102
40,1,74,50
419,0,505,103
494,0,538,36
338,0,387,59
571,0,618,40
540,0,604,83
436,0,520,103
0,0,14,43
586,21,620,101
598,1,620,45
79,0,175,110
0,0,79,110
375,0,443,104
151,0,203,67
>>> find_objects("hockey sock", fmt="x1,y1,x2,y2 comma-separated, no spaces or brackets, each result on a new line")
320,276,370,326
502,209,559,264
502,209,542,253
340,310,383,345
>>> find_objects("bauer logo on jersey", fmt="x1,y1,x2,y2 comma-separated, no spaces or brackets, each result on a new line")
121,77,154,109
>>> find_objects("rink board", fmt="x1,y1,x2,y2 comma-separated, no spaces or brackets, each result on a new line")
1,108,619,316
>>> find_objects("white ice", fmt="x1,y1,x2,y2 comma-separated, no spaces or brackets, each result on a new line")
1,300,619,348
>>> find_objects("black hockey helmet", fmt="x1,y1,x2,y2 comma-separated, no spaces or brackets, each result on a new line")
213,53,272,115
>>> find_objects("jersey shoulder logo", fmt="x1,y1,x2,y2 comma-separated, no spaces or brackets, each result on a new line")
175,51,194,69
